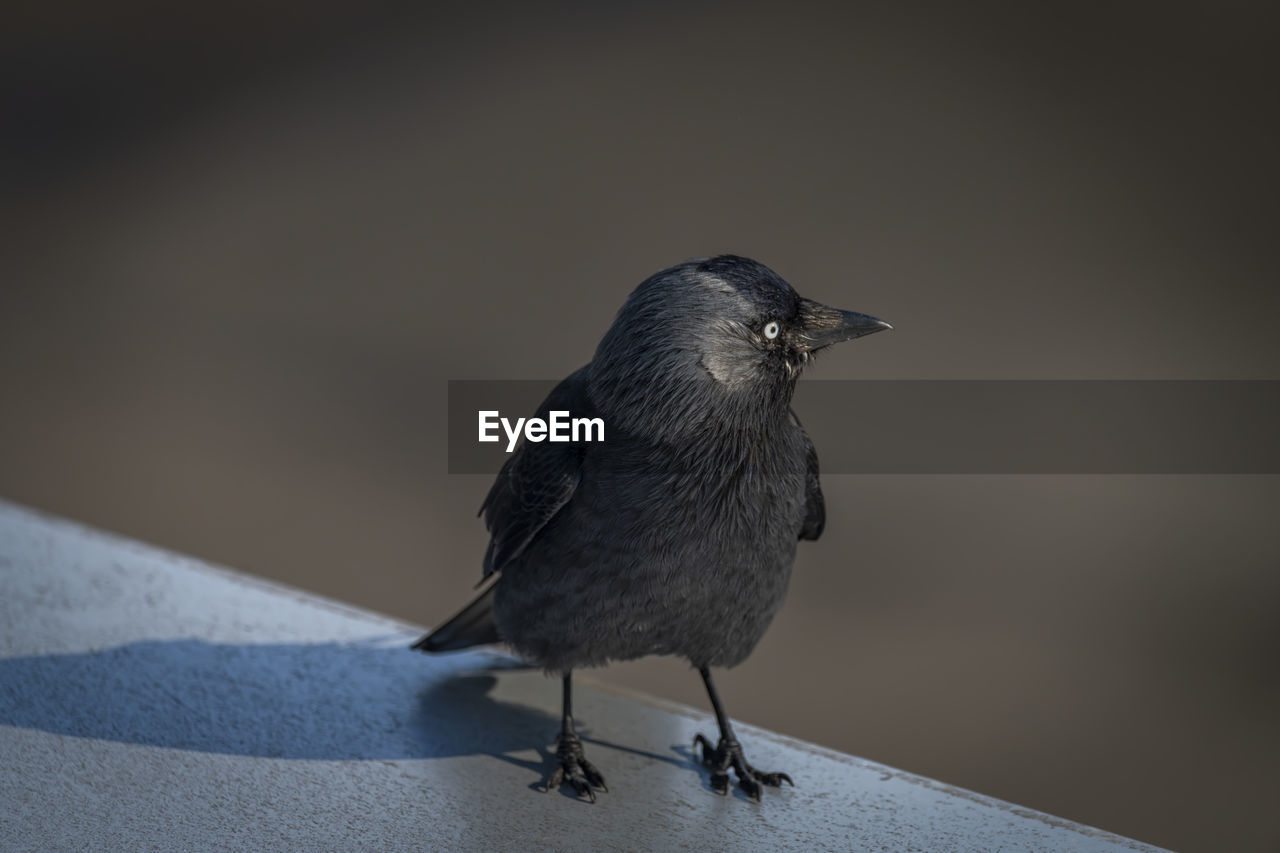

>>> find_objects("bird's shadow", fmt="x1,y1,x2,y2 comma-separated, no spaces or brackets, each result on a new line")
0,639,561,764
0,637,738,800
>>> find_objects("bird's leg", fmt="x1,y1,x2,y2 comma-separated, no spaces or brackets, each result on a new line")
544,671,607,802
693,666,794,802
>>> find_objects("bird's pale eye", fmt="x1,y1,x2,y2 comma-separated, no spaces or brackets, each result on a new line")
763,321,780,340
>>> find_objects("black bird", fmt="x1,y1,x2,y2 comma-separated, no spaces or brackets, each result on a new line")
415,255,890,802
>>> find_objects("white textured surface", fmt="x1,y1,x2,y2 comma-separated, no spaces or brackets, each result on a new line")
0,500,1165,851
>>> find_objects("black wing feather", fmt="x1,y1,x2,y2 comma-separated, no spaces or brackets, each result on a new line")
793,408,826,541
480,366,593,577
414,368,593,653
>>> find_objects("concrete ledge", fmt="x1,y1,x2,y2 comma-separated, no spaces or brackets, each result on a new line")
0,500,1165,851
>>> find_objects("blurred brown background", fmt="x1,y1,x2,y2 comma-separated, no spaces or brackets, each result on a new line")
3,2,1278,850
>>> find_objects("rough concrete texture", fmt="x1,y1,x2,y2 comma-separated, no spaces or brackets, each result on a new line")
0,500,1166,851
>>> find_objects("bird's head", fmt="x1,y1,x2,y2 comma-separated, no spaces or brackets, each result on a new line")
588,255,891,438
687,255,891,386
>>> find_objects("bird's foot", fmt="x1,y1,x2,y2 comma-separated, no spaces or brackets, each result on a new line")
694,733,794,802
544,732,608,802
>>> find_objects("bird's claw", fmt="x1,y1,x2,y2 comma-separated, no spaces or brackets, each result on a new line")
694,733,794,802
544,733,607,802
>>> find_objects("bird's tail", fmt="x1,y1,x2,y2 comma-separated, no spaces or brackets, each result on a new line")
411,582,501,652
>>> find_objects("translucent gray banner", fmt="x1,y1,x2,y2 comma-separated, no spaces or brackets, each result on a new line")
448,380,1280,474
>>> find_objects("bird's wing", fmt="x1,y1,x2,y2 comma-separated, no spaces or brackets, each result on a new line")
792,408,826,541
479,366,592,577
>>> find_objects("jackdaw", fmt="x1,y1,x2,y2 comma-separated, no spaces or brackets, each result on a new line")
415,255,891,802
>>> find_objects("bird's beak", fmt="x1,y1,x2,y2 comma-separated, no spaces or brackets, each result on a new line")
796,297,892,351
